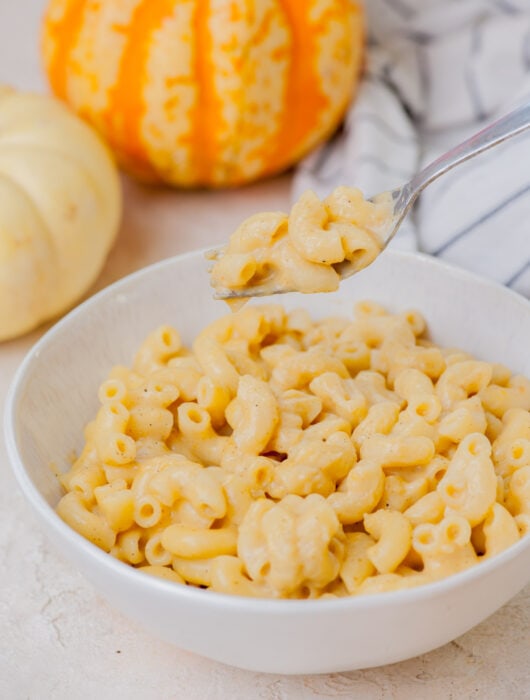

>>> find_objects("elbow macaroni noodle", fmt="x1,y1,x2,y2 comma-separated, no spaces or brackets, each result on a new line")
57,301,530,598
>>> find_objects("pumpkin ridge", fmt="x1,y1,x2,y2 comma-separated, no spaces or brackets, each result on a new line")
190,0,223,184
0,141,120,235
0,153,117,317
44,0,89,101
0,170,60,265
0,173,58,334
103,0,176,181
264,0,330,176
229,3,280,184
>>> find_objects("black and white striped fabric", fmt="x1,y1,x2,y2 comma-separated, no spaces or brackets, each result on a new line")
293,0,530,297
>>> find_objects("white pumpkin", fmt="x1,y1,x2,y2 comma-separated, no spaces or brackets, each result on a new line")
0,86,121,341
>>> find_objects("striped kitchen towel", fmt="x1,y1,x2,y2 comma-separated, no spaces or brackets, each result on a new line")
293,0,530,297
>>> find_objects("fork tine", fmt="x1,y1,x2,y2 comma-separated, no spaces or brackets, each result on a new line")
212,284,293,300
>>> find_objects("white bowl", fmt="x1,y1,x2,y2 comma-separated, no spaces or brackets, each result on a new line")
5,249,530,675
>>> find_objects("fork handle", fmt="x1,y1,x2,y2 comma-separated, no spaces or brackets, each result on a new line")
409,101,530,195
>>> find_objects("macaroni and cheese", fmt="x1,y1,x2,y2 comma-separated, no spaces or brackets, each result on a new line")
56,301,530,598
208,187,392,298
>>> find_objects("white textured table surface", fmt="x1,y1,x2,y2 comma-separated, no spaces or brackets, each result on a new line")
1,3,530,699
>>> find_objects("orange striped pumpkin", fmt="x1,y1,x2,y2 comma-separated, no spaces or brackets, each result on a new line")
42,0,364,188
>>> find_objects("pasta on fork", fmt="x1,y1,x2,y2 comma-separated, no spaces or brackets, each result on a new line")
208,187,392,298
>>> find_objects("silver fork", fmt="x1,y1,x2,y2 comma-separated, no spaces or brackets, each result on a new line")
211,100,530,299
